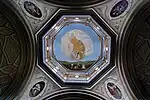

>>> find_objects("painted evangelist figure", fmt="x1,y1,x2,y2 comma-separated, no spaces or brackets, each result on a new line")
61,29,93,60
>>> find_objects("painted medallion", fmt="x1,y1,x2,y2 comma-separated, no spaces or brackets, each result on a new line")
29,81,45,97
110,0,128,17
107,82,122,99
24,1,42,18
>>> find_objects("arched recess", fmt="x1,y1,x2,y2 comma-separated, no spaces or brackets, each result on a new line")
0,0,35,99
118,0,150,99
43,0,106,8
42,89,108,100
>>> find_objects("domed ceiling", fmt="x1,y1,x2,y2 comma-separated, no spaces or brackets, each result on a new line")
0,0,149,100
37,10,116,87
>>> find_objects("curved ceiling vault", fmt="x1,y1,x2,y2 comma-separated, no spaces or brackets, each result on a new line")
0,0,149,100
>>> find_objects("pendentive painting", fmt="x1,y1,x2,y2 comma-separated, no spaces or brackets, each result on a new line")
53,23,101,70
107,82,122,99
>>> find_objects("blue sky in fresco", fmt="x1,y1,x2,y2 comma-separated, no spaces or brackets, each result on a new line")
54,23,101,62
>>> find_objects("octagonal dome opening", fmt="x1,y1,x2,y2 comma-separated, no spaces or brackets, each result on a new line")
54,23,101,71
42,15,111,84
